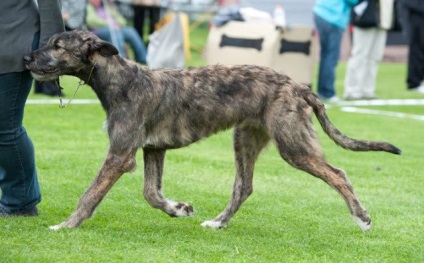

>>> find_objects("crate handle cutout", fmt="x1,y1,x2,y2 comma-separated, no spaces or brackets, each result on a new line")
279,39,311,55
219,34,264,51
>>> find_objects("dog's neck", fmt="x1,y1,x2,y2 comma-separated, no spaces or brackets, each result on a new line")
80,55,148,113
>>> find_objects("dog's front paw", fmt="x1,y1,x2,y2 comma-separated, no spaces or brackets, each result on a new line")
168,201,194,217
49,223,66,231
201,220,226,229
48,219,79,231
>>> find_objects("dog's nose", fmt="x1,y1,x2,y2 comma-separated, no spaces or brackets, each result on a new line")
23,55,32,65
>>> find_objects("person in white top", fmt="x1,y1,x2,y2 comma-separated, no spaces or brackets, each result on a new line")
344,0,394,100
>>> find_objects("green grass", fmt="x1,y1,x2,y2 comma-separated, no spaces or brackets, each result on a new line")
1,24,423,262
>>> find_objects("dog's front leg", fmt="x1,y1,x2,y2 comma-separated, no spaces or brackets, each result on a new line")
49,150,136,230
143,148,194,217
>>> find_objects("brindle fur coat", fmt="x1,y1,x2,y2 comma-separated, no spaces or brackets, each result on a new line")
24,30,401,231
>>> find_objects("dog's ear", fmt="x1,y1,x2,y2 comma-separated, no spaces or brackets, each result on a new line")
90,39,119,57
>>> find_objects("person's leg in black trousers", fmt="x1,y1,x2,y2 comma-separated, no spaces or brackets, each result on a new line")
133,5,147,43
407,16,424,90
148,6,161,35
133,5,161,45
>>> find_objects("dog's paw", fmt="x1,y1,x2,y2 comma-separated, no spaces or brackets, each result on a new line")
168,201,194,217
352,215,372,231
49,224,64,231
49,221,76,231
201,220,226,229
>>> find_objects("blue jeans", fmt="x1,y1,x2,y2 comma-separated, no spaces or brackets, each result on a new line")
95,27,147,64
0,70,40,213
314,14,344,99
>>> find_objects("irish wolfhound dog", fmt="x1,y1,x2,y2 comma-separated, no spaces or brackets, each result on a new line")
24,30,400,231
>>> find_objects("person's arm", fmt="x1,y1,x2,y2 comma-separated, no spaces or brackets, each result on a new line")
86,4,109,29
379,0,395,30
62,0,71,23
110,7,128,27
37,0,65,46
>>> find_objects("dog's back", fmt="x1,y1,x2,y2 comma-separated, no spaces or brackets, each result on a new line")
138,64,302,148
137,64,401,156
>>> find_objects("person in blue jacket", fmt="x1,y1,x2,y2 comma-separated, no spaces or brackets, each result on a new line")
313,0,358,102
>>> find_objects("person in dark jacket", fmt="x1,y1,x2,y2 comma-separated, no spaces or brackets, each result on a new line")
397,0,424,93
0,0,64,217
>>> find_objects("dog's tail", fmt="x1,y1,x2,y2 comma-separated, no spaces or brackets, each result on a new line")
301,87,401,155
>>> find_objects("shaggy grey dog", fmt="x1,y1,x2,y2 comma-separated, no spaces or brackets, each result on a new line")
24,30,400,231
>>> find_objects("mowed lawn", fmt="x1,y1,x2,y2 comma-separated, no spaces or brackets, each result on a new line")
1,30,423,262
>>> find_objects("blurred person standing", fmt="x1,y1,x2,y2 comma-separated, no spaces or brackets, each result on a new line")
397,0,424,93
132,0,162,44
313,0,358,102
344,0,395,100
86,0,147,64
0,0,64,217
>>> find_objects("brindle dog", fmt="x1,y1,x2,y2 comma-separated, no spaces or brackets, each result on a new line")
24,30,400,231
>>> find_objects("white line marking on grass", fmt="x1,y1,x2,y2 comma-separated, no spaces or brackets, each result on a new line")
341,107,424,121
337,99,424,107
26,99,100,105
323,99,424,121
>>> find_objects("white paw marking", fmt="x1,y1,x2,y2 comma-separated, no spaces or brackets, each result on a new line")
201,220,226,229
49,224,62,231
168,201,194,217
352,215,372,231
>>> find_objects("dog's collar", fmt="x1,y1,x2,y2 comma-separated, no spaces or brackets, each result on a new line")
57,64,96,108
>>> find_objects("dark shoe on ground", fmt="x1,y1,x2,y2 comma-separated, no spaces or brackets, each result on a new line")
0,206,38,217
34,81,63,97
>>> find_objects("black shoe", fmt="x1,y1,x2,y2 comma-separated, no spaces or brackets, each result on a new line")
34,81,64,97
0,206,38,217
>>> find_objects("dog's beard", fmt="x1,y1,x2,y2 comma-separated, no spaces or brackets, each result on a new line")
27,64,59,81
30,71,59,82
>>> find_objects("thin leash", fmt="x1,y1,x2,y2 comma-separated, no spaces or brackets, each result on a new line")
56,65,96,108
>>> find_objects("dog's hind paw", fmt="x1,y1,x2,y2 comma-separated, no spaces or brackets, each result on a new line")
201,220,226,229
168,201,194,217
352,215,372,231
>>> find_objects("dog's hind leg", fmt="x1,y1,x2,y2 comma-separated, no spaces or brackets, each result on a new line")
287,157,371,231
202,125,269,228
272,116,372,231
49,149,137,230
143,148,194,217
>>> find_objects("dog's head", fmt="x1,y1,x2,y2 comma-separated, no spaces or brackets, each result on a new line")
24,30,118,81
